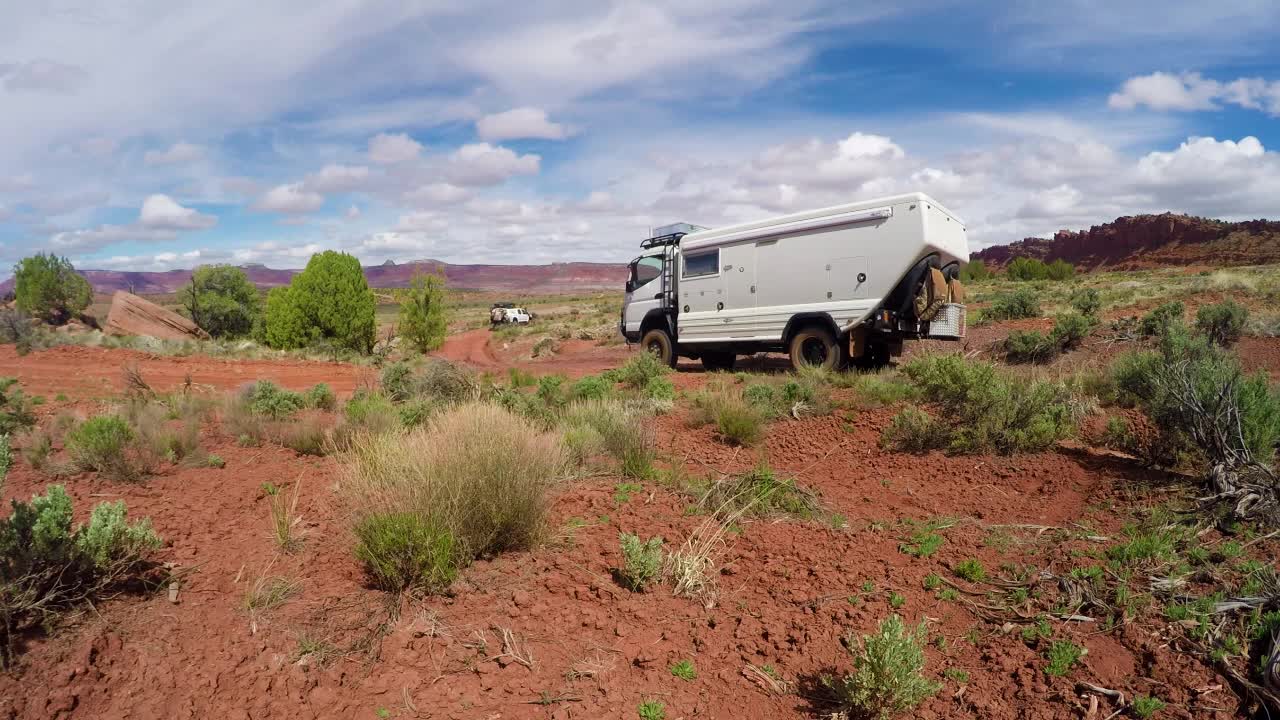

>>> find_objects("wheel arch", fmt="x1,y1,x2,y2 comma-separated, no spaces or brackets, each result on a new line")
639,310,674,337
781,312,842,347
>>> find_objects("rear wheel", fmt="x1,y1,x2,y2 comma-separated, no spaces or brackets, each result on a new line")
789,326,839,371
700,351,736,372
641,328,677,368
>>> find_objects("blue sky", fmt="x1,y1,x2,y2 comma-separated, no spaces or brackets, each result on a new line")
1,0,1279,273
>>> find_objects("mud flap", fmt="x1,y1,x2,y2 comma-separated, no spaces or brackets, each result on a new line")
848,325,867,358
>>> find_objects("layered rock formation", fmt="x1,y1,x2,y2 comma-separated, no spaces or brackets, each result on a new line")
104,291,210,340
973,213,1280,271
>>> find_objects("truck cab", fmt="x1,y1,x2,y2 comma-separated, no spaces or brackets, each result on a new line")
618,193,969,372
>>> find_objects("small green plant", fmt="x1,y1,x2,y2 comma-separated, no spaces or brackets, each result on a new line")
670,659,697,680
1131,695,1166,718
265,481,303,552
889,592,905,608
1020,617,1052,644
614,482,643,504
922,573,941,590
715,399,765,446
826,615,940,719
953,558,986,583
637,700,666,720
1138,301,1184,337
937,587,960,601
303,383,337,410
942,668,969,684
615,532,663,592
900,528,945,558
1101,416,1135,451
980,287,1041,322
243,575,301,614
0,378,38,436
206,454,225,468
245,381,304,419
65,415,139,480
570,374,613,401
615,351,670,390
1043,640,1083,677
698,463,818,517
1070,288,1102,318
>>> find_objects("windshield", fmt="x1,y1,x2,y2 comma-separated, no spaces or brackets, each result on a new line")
631,255,663,288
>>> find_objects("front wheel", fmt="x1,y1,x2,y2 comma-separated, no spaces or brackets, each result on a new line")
789,326,839,371
640,328,677,368
700,351,736,372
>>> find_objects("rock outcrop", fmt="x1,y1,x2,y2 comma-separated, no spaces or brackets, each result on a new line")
973,213,1280,271
104,291,210,341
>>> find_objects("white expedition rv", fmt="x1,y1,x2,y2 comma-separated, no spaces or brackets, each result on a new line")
619,192,969,371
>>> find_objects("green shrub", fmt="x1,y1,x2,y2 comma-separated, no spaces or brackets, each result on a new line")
882,406,947,452
981,288,1041,322
1070,288,1102,318
1196,299,1248,347
1112,327,1280,470
65,416,139,480
353,512,457,592
570,375,613,401
826,615,940,719
1003,330,1056,364
614,351,669,390
380,362,416,401
261,251,376,353
0,378,36,436
178,265,261,338
888,355,1074,454
643,375,675,404
1051,312,1094,351
341,393,401,435
275,418,328,456
536,375,566,406
1139,301,1184,337
304,383,337,411
245,381,304,419
615,532,663,592
12,253,92,324
1101,416,1136,451
1045,259,1076,281
0,486,160,665
398,272,449,353
397,399,437,429
958,259,993,283
0,435,9,491
743,383,777,410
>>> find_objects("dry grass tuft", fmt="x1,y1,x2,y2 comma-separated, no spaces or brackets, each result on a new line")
339,402,566,592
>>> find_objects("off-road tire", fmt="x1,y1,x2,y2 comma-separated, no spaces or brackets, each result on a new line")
700,351,736,372
789,326,839,371
641,328,677,368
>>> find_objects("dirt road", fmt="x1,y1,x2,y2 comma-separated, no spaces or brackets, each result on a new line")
0,344,373,398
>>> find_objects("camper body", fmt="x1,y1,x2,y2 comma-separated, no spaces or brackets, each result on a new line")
619,192,969,370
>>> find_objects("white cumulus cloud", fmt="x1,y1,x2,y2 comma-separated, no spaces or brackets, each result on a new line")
252,183,324,214
368,133,423,165
476,107,573,141
139,194,217,230
1110,71,1280,116
445,143,540,186
303,164,371,193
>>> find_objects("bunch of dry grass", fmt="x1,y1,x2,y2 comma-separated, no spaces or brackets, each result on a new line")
339,402,566,591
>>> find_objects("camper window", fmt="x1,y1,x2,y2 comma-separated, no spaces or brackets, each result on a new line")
682,250,719,278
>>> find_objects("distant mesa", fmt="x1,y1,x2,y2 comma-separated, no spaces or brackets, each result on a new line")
972,213,1280,271
0,259,628,295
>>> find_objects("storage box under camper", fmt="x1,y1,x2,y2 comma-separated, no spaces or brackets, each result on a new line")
620,192,969,371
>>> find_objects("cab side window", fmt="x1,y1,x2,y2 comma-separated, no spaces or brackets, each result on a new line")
634,256,663,286
682,250,719,278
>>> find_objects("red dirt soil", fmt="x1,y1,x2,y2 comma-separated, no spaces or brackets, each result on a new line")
0,332,1263,719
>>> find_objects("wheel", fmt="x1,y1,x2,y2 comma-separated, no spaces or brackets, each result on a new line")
640,328,677,368
700,351,736,372
789,326,839,371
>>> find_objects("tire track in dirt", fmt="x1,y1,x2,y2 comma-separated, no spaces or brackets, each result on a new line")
433,327,500,368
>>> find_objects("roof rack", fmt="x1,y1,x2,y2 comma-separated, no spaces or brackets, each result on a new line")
640,232,685,250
